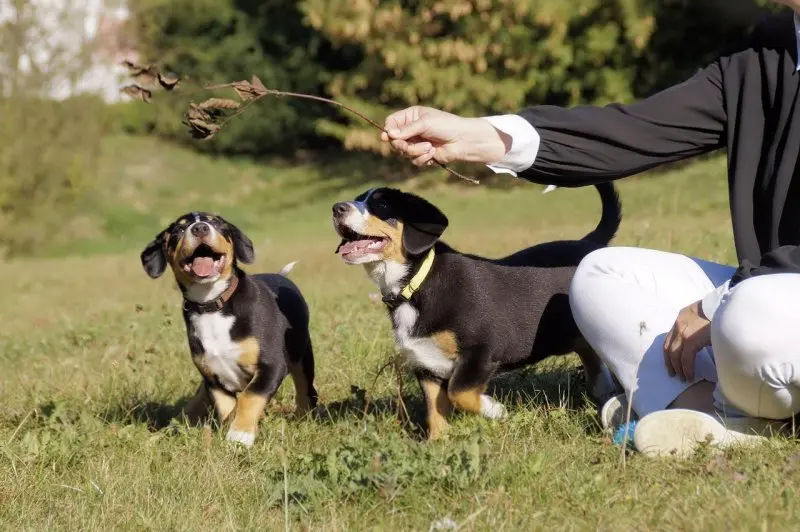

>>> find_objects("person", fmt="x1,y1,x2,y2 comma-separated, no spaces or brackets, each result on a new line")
380,2,800,456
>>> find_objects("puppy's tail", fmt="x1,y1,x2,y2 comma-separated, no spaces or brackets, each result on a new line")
581,182,622,246
278,261,298,277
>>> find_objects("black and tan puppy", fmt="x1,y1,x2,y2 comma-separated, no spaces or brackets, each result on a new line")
332,185,621,439
140,212,317,447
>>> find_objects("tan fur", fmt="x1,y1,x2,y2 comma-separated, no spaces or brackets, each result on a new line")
448,386,486,415
430,330,459,360
289,363,313,416
420,379,452,440
229,392,267,435
210,387,237,422
192,354,213,380
362,216,407,263
236,337,260,367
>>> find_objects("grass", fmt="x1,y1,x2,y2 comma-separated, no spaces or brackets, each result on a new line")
1,136,799,530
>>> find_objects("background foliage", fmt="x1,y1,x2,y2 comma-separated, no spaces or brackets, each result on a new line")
0,0,107,255
0,0,784,255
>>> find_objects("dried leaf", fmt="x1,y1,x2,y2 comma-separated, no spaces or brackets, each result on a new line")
251,75,267,92
232,78,268,101
187,103,208,119
120,85,152,103
122,60,180,90
198,98,240,111
120,60,144,73
185,115,221,140
158,72,180,91
121,61,160,86
133,66,160,87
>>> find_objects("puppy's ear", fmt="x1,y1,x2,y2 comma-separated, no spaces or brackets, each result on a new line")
396,193,449,255
141,231,168,278
224,219,255,264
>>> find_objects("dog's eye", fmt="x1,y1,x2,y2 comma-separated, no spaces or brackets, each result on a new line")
210,219,221,227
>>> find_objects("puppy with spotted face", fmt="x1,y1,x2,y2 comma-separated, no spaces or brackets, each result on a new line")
140,212,318,447
332,185,621,440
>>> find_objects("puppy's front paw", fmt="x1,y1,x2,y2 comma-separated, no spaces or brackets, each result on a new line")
226,429,255,447
480,395,507,420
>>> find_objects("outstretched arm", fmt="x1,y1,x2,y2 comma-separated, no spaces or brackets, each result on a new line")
383,61,727,187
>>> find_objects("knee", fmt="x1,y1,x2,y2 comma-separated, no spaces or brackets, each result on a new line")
569,247,628,309
712,275,800,419
712,275,788,361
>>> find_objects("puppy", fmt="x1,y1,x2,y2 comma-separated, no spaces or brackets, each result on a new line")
332,184,621,439
140,212,318,447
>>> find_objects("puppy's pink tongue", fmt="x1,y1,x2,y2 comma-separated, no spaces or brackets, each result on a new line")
338,241,360,255
191,257,215,277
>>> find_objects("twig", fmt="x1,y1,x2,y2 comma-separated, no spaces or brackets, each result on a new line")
393,358,410,426
119,61,480,184
206,83,480,184
280,422,289,532
7,409,32,443
362,357,397,421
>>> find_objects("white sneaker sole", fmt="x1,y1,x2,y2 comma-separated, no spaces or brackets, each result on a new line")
634,409,768,458
600,393,638,430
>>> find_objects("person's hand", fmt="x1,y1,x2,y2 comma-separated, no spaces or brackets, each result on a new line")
663,299,711,381
381,106,510,166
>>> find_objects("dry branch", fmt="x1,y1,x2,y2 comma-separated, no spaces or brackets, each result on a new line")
120,64,479,183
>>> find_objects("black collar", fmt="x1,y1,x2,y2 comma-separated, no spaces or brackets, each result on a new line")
183,275,239,314
381,292,406,311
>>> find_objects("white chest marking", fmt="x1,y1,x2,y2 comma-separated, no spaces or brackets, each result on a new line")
393,303,455,379
190,312,249,391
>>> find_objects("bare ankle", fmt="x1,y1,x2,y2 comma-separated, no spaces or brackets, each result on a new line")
668,380,716,414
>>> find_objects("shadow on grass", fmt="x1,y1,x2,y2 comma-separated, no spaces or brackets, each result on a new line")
100,393,191,431
488,362,596,413
317,362,598,439
316,384,429,441
92,360,597,438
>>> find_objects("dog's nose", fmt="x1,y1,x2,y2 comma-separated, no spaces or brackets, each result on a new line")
191,222,210,237
332,202,350,217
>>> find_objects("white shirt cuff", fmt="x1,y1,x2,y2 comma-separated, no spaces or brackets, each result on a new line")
701,281,731,321
481,115,540,176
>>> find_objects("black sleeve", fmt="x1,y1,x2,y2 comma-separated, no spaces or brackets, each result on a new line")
729,246,800,287
516,61,727,186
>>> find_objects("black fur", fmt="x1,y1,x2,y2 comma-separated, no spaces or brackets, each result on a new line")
141,212,317,442
334,184,622,436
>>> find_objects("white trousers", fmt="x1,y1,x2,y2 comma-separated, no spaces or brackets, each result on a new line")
569,247,800,420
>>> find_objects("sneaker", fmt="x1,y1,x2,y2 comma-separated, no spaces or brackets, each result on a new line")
600,393,638,431
633,409,787,458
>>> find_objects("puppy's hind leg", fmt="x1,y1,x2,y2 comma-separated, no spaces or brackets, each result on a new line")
289,339,319,418
574,340,619,403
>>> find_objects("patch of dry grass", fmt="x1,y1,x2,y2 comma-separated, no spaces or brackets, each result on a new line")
2,140,797,531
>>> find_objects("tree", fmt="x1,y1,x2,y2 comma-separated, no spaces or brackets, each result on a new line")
301,0,775,154
127,0,359,155
0,0,106,256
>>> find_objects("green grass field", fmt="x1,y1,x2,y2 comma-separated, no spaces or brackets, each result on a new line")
2,136,798,531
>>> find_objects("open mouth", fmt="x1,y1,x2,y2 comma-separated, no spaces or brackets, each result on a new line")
182,244,226,278
335,224,387,261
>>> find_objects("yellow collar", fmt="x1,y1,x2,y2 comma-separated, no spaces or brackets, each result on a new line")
400,248,435,300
